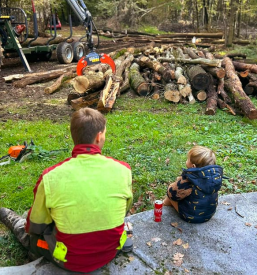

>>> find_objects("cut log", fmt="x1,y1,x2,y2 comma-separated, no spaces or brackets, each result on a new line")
231,61,257,74
97,75,113,111
202,66,226,79
156,32,223,39
217,98,236,116
120,67,130,94
187,66,211,90
158,57,221,67
164,83,180,103
223,57,257,119
70,92,99,110
195,90,207,101
184,48,199,59
71,72,105,94
151,84,160,100
13,66,77,88
129,63,149,96
197,51,205,58
238,70,249,78
44,72,76,94
217,78,231,103
175,67,187,85
137,55,173,82
205,77,218,115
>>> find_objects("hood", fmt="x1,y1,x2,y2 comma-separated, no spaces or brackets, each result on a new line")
182,165,223,194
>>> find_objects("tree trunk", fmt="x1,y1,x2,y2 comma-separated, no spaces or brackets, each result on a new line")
158,57,221,67
205,77,218,115
13,67,77,88
217,98,236,115
202,66,226,79
129,63,150,96
44,72,76,94
217,78,232,103
164,83,180,103
223,57,257,119
187,65,211,90
195,90,207,101
137,56,173,82
71,72,105,94
70,92,99,111
231,61,257,74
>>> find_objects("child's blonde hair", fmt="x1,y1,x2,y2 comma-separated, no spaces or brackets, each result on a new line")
188,146,216,168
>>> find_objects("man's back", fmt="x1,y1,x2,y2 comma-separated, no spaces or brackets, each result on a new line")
27,144,133,272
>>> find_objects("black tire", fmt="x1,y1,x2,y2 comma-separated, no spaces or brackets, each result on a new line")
25,53,39,63
39,51,52,61
71,41,85,62
56,42,73,64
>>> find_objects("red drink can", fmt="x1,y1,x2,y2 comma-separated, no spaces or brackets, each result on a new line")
154,200,163,222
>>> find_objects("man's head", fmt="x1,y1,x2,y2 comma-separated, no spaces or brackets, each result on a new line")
70,108,106,149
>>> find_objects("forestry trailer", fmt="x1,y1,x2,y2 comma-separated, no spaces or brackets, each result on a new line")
0,0,115,74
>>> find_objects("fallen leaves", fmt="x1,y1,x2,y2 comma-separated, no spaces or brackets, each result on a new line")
182,243,189,249
245,222,252,227
151,237,161,242
146,242,152,247
173,238,183,246
220,201,231,206
171,222,183,233
173,252,184,267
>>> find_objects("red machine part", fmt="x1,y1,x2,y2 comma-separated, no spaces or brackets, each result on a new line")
77,53,116,76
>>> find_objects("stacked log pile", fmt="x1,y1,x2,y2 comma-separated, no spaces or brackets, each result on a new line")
2,43,257,119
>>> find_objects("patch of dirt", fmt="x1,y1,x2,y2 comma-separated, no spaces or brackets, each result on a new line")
0,39,138,122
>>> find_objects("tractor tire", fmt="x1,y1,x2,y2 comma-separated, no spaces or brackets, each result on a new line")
39,51,52,61
56,42,73,64
71,41,85,62
25,53,39,63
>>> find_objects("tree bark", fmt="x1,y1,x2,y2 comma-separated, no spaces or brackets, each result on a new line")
129,63,150,96
205,77,218,115
158,57,221,67
223,57,257,119
44,72,76,94
231,61,257,74
72,72,105,94
217,98,236,116
195,90,207,101
217,78,231,103
13,66,77,88
70,92,99,111
187,65,211,90
137,55,173,82
164,83,180,103
202,66,226,79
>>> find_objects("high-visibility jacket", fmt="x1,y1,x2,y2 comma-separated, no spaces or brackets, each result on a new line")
25,144,133,272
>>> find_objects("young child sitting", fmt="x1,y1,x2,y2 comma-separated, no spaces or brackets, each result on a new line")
163,145,223,223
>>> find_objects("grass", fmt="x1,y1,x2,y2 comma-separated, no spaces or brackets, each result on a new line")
0,92,257,266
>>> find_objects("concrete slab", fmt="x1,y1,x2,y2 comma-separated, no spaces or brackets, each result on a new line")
0,192,257,275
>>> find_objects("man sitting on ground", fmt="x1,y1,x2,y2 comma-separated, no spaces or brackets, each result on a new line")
22,107,133,272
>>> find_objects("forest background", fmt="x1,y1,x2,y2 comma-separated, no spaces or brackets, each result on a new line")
1,0,257,47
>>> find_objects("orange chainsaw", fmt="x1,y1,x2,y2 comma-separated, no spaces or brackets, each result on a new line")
66,0,116,75
0,140,68,166
0,140,34,165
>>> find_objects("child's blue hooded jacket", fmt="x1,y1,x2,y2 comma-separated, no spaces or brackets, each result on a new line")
167,165,223,223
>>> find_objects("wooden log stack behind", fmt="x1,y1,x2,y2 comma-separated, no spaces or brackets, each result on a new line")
4,44,257,120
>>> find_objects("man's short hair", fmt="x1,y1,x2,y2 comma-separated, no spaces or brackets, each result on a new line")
70,108,106,145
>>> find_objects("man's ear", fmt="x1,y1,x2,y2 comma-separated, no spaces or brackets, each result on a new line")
95,132,101,144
